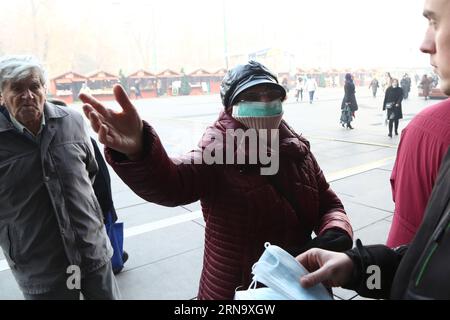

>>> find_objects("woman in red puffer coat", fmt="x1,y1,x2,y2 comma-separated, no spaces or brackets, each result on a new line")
80,61,353,300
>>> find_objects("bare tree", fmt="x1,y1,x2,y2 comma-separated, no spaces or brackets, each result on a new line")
29,0,42,56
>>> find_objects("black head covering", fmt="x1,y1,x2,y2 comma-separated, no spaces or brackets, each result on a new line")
220,60,286,109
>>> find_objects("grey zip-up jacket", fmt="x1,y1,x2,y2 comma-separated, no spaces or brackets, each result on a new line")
0,102,112,294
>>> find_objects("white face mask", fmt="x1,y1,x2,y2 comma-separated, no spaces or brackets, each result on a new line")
234,243,332,300
232,100,283,130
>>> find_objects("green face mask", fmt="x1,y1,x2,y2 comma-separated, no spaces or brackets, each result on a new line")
233,99,283,117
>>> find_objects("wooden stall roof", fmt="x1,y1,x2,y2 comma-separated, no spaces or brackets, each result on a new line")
157,69,181,78
328,68,340,74
52,72,87,83
128,69,156,79
188,69,212,77
307,68,322,74
87,71,119,81
213,68,227,76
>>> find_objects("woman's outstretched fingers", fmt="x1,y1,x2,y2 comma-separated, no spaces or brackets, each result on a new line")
97,124,109,145
82,84,143,155
79,93,110,118
113,84,137,114
85,107,103,133
82,104,94,119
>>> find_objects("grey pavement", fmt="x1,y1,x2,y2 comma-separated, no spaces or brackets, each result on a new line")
0,87,442,300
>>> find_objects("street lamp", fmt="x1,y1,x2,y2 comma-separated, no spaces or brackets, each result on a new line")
222,0,229,70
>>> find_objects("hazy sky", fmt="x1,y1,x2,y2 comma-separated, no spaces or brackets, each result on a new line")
0,0,431,75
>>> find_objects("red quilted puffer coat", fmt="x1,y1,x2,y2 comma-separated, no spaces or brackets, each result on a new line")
105,111,353,300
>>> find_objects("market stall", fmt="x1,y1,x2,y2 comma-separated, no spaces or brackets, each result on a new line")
188,69,213,95
210,68,227,94
128,70,157,99
49,72,88,104
87,71,119,101
156,69,181,96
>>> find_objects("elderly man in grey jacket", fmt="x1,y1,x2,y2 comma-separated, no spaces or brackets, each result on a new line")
0,55,120,300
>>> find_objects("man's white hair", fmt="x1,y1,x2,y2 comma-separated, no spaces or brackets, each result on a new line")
0,55,47,92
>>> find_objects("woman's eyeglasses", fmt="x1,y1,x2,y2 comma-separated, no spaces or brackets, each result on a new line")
237,89,284,102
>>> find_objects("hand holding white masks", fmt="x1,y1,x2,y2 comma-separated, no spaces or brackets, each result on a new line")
296,248,354,289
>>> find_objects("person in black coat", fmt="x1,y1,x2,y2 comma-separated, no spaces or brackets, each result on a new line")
90,138,129,274
340,73,359,129
383,79,404,137
400,74,412,99
369,78,379,98
297,148,450,299
47,99,128,273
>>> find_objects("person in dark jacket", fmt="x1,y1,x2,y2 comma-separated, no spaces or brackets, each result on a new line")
340,73,358,129
383,79,404,137
420,74,432,100
90,138,129,274
297,0,450,299
79,60,354,300
297,148,450,299
369,78,379,98
48,98,128,274
0,56,120,300
400,74,412,99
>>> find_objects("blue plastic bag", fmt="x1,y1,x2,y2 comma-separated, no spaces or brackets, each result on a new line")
105,211,124,273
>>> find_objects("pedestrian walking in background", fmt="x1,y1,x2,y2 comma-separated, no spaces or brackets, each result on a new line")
281,77,289,94
414,73,420,85
369,77,379,98
400,73,411,99
382,72,393,92
305,74,318,104
134,79,142,99
383,79,404,138
420,74,432,99
295,76,304,102
340,73,358,129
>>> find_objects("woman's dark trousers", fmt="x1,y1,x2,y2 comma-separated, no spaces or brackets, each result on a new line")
389,119,399,136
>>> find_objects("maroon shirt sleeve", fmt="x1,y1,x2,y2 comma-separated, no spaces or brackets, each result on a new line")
387,101,450,247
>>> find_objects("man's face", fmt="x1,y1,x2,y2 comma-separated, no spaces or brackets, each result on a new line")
0,71,46,126
420,0,450,95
